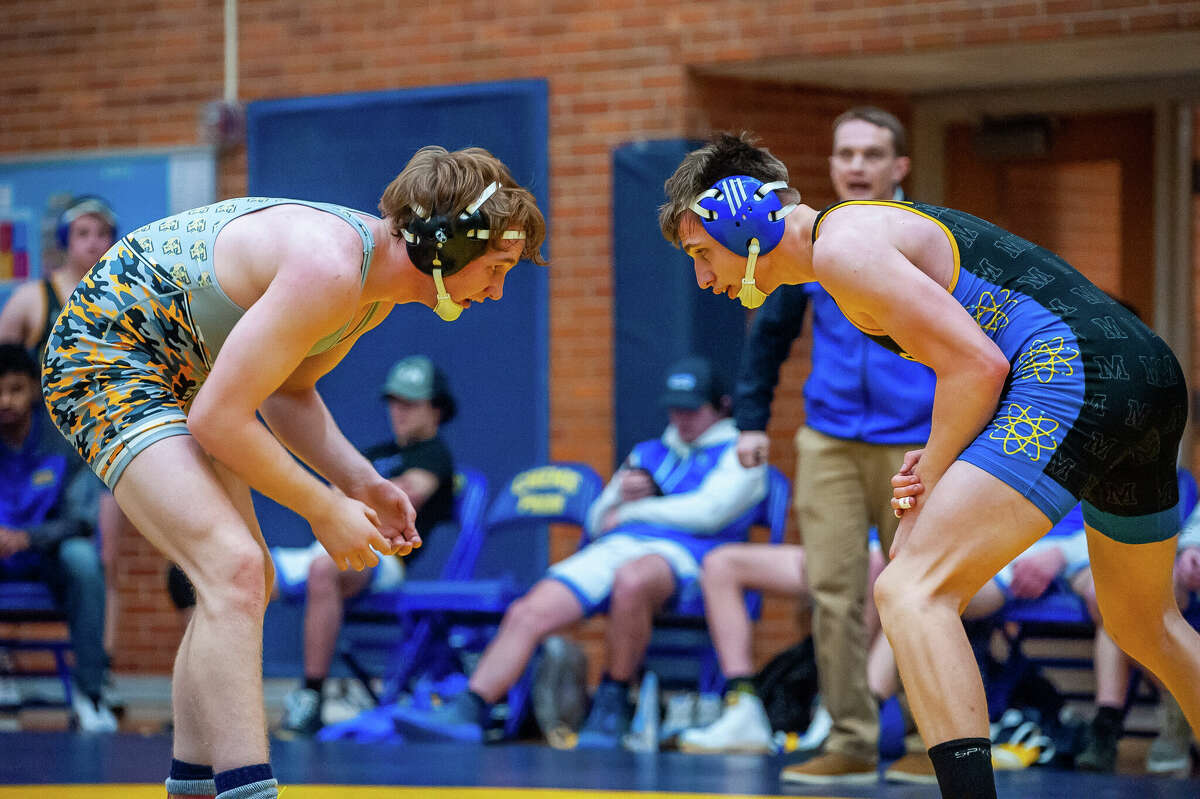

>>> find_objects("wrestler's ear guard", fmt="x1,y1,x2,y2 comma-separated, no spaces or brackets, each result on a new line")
402,181,526,322
691,176,797,309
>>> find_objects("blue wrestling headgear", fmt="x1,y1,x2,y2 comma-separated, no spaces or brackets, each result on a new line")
402,181,526,322
691,176,797,309
56,195,117,249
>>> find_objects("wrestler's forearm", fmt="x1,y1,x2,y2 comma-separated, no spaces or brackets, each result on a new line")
188,406,338,522
258,387,379,494
918,361,1008,493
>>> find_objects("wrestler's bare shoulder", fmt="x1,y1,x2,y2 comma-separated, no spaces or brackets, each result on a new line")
214,204,367,308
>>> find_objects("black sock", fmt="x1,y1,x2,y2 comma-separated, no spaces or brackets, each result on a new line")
461,690,489,724
171,759,214,781
214,763,274,797
1093,705,1124,733
601,673,629,690
928,737,996,799
601,674,632,709
304,677,325,694
166,758,215,797
725,676,757,698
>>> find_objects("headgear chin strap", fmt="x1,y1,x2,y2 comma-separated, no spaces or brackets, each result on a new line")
736,241,769,309
691,176,798,309
431,271,464,322
402,181,526,322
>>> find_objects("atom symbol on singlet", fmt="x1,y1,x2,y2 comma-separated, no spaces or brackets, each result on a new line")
989,403,1060,460
970,289,1019,333
1015,337,1079,383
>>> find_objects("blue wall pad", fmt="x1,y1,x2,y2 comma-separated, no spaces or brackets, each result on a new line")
612,140,747,468
246,80,549,674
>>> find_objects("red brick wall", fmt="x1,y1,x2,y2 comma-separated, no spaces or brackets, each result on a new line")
2,1,1197,674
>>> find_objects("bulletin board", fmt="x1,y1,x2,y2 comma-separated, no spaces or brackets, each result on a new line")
0,147,216,307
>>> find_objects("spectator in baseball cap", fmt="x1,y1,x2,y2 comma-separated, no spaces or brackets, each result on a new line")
658,355,729,411
382,354,457,423
273,354,459,738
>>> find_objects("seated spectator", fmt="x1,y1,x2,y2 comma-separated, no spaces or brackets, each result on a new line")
392,355,767,747
272,355,458,737
0,344,115,731
0,196,132,704
677,536,887,754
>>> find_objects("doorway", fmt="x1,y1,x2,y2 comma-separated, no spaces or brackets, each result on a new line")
943,110,1155,318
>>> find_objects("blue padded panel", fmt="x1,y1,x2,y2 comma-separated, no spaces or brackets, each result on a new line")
612,140,748,469
247,81,549,675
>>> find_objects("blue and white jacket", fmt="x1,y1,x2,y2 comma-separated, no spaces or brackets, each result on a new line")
586,418,767,563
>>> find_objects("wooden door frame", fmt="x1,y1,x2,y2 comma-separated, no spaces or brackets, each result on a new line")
912,76,1198,458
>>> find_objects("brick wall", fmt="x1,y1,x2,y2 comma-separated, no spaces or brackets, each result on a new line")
2,1,1198,674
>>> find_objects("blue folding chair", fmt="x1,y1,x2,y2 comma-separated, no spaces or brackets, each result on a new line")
333,466,490,705
637,464,791,693
322,461,603,741
0,574,74,711
468,461,604,737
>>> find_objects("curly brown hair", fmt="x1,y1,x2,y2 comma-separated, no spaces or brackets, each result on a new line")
379,146,546,265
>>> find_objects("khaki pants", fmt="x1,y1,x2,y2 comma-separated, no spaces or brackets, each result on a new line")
794,425,917,762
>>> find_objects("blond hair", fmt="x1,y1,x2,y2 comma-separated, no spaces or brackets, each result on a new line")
379,146,546,265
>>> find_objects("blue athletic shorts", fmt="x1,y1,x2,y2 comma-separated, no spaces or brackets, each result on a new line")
959,332,1188,545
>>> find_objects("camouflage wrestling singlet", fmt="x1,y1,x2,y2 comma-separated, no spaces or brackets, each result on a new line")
41,198,379,489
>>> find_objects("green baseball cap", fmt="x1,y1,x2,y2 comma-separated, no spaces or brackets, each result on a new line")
381,355,457,422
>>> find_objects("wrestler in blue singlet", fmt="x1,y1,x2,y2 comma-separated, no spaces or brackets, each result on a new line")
813,200,1188,544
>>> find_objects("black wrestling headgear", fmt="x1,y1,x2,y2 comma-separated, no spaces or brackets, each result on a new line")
400,182,526,322
403,181,501,277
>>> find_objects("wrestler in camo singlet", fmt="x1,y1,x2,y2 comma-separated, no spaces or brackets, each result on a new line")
41,197,381,489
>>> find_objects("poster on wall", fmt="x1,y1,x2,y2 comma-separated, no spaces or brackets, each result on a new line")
0,147,216,308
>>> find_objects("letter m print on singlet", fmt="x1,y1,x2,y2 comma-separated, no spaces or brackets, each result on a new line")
1093,354,1130,381
994,234,1036,259
946,221,979,249
1014,266,1055,291
1138,354,1180,387
974,257,1003,284
1070,285,1109,305
1090,316,1128,340
1083,430,1119,461
1125,399,1152,430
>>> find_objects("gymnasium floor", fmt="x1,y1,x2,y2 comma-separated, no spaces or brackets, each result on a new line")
0,676,1196,798
2,731,1199,799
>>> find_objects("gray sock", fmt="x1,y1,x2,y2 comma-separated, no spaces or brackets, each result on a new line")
215,780,278,799
165,776,217,796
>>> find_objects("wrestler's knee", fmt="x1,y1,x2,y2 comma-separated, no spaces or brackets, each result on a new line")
873,560,962,626
195,537,269,619
305,554,340,602
1095,592,1164,665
